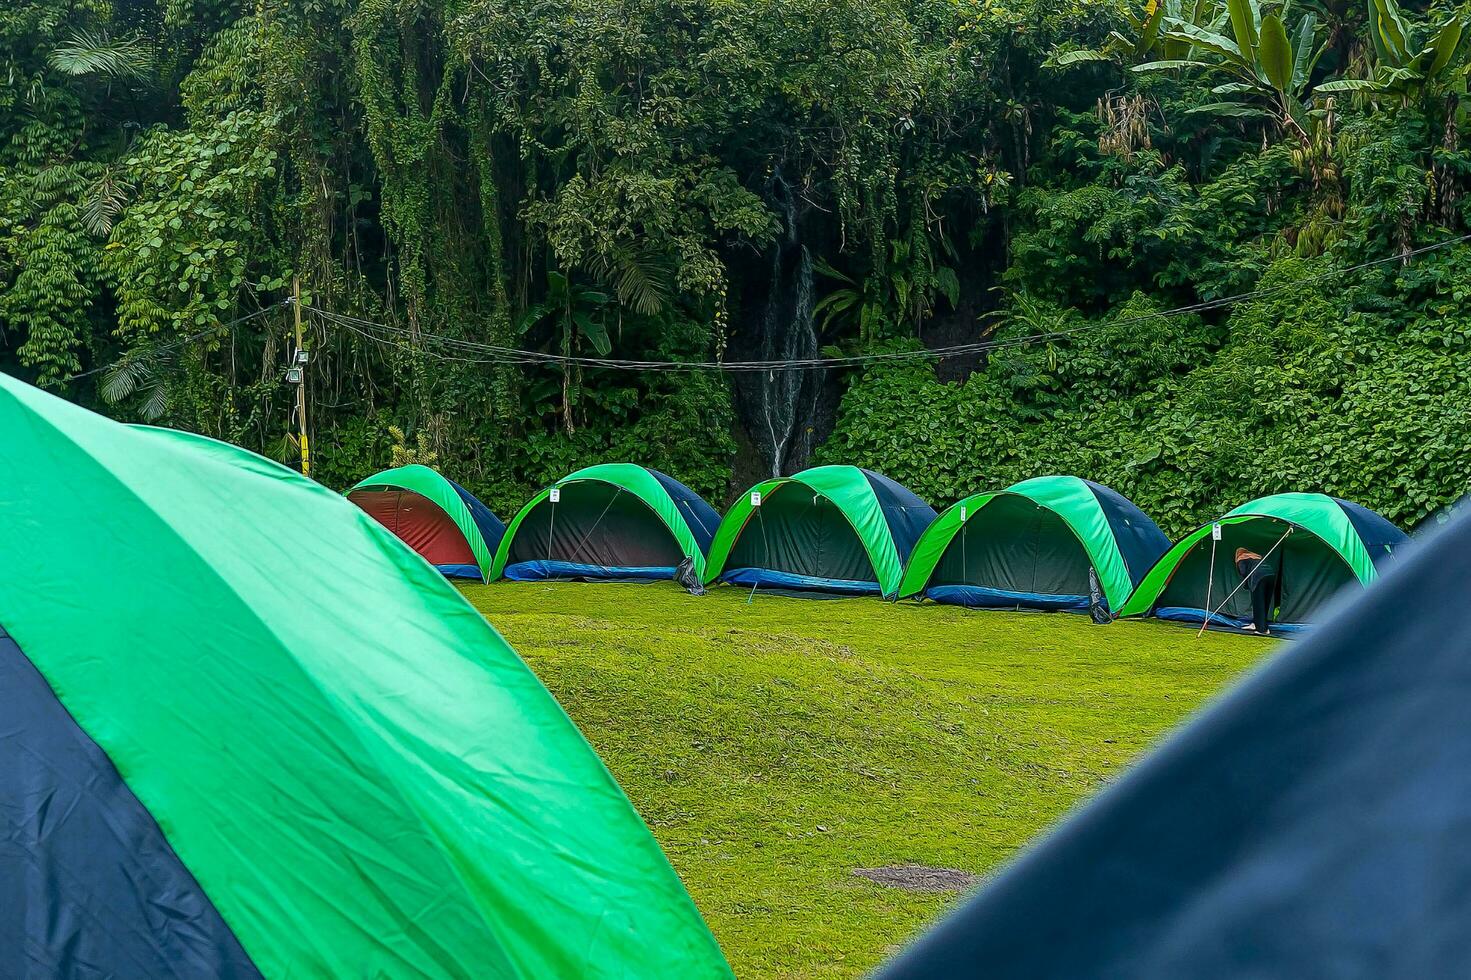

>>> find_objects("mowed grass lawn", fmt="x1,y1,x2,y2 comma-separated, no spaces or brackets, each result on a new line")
459,582,1267,979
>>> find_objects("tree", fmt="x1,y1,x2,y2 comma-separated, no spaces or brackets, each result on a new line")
517,271,612,434
1048,0,1219,68
1136,0,1329,148
1315,0,1467,103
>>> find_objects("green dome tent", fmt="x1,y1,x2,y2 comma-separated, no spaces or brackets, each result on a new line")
348,464,505,582
897,476,1171,615
0,373,730,979
492,463,721,582
703,465,936,597
1119,492,1407,633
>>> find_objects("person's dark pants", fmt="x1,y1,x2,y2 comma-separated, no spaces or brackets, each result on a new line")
1251,575,1277,633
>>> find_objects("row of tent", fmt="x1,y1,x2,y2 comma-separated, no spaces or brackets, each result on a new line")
349,462,1408,633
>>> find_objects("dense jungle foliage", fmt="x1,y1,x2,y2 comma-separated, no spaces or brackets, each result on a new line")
3,0,1468,530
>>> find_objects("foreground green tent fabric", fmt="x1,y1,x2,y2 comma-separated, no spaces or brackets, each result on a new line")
1119,492,1407,633
348,464,505,581
897,476,1171,614
492,463,721,582
703,465,936,597
0,373,731,979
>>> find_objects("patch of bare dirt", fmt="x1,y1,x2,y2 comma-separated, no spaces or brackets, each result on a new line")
852,864,979,893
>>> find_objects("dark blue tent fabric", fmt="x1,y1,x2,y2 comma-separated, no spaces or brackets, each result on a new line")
0,625,262,979
503,560,676,582
1332,496,1407,569
1154,606,1311,636
877,513,1471,980
721,567,881,596
436,563,485,580
650,469,721,552
860,469,937,562
926,585,1090,612
448,478,507,554
1083,480,1171,587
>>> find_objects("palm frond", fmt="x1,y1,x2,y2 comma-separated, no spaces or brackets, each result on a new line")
597,246,673,316
812,256,858,285
140,382,168,420
49,30,151,81
268,433,299,464
99,356,149,403
81,165,134,236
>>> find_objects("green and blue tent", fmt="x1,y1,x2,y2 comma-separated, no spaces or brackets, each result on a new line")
0,373,731,978
348,464,505,582
703,465,936,597
493,463,721,582
897,476,1171,615
1118,492,1407,633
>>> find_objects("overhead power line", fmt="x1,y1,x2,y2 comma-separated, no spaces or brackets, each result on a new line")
66,302,291,381
309,232,1471,374
59,230,1471,386
316,306,1094,372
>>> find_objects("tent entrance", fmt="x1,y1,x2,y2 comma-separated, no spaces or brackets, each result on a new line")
722,485,877,591
927,495,1093,610
348,488,478,574
1154,518,1357,627
504,481,684,580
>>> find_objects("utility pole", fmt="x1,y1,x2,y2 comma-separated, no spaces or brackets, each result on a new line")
292,276,311,478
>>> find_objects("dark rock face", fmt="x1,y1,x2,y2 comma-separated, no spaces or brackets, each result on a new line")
729,171,829,478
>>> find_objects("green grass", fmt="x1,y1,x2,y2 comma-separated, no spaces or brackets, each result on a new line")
459,582,1266,979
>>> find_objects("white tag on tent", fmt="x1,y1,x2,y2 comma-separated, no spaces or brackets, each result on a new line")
959,505,967,521
750,490,762,507
1212,522,1222,541
549,487,561,503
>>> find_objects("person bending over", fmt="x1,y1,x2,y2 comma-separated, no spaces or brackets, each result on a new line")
1234,547,1277,636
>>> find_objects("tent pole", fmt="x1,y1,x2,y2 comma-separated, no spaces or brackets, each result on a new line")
1197,532,1219,638
748,505,770,603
